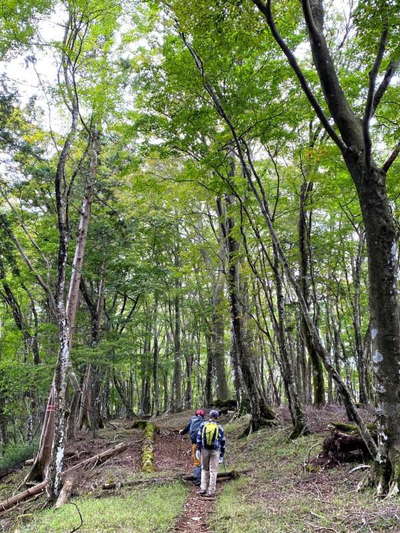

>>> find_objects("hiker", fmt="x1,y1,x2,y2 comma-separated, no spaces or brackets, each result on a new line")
179,409,205,485
196,409,225,498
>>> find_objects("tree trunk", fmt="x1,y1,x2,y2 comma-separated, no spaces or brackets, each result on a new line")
184,339,193,409
171,248,183,412
219,194,275,430
272,246,310,438
350,162,400,495
352,234,369,404
204,331,213,406
299,181,325,406
252,0,400,494
152,328,160,416
211,273,229,403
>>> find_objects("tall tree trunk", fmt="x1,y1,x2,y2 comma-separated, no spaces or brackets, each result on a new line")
299,181,325,406
351,162,400,495
272,246,310,438
27,113,98,499
204,331,214,406
171,247,183,412
184,347,193,409
218,194,275,430
211,273,229,403
152,328,160,416
351,234,369,404
252,0,400,494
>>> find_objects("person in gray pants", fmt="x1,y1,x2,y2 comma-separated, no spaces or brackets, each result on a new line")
195,410,225,498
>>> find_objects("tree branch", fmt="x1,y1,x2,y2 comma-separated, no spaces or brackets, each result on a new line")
299,0,363,152
382,140,400,173
363,27,388,167
373,58,400,113
0,215,56,313
251,0,346,152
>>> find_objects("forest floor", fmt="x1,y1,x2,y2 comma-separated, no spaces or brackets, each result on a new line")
1,406,400,532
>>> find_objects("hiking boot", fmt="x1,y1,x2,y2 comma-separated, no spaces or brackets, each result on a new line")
204,493,216,499
197,490,206,496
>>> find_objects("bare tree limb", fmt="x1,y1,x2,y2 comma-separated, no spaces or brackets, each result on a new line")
363,27,388,167
251,0,346,152
373,58,400,113
382,140,400,173
299,0,362,152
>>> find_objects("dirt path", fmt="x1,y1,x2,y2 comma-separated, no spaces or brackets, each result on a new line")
151,414,229,533
172,485,216,533
154,429,215,531
152,415,219,532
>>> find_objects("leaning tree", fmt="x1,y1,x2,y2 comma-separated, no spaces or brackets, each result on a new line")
251,0,400,496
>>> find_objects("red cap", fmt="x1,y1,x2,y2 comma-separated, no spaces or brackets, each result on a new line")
195,409,205,416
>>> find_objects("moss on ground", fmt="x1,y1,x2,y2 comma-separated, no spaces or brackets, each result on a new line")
211,418,400,533
19,482,187,533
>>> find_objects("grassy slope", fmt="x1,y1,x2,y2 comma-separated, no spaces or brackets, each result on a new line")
1,417,190,533
4,410,400,532
211,417,399,533
19,483,187,533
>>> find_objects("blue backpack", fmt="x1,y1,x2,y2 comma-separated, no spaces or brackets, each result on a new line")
189,416,204,441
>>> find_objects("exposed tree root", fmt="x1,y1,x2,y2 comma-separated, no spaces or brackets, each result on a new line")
0,466,20,481
212,399,238,414
309,422,376,469
239,416,277,439
356,450,400,498
55,475,76,508
289,421,311,440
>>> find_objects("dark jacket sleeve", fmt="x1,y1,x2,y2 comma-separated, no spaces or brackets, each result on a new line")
181,417,193,435
219,426,225,457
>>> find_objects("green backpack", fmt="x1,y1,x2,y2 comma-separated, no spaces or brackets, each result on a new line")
202,421,219,450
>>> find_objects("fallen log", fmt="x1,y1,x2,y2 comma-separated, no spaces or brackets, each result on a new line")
102,476,176,490
64,441,131,475
24,449,80,467
182,470,246,482
141,422,156,473
0,481,47,513
328,422,376,434
0,440,137,514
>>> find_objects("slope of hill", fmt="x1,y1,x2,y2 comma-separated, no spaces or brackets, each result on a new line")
1,408,399,532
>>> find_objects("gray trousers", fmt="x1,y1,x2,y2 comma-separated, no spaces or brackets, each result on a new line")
200,449,219,495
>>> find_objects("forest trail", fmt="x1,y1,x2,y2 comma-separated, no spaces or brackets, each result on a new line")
154,412,222,533
4,407,400,532
172,485,215,533
0,410,224,532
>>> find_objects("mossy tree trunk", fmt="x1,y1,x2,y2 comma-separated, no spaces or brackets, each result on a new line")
141,422,156,473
